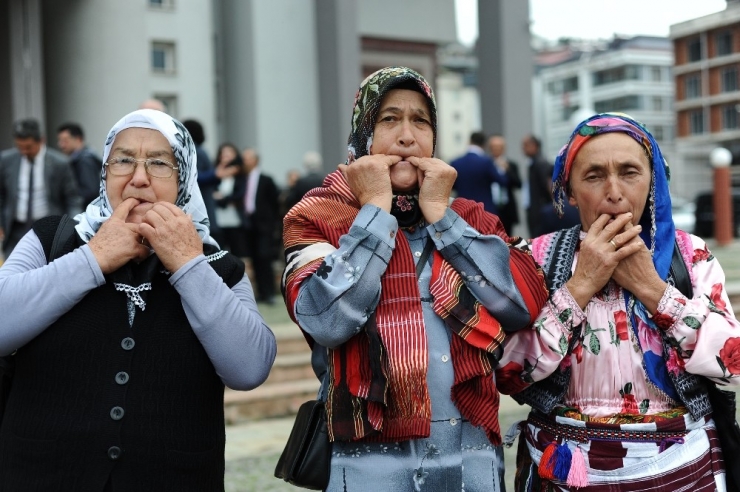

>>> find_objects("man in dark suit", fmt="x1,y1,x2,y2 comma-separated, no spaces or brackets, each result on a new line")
450,131,507,214
0,119,80,258
57,122,101,206
487,134,522,236
521,134,554,238
242,148,280,304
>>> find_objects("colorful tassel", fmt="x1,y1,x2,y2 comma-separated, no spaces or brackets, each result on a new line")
566,447,589,488
538,442,558,480
553,442,572,481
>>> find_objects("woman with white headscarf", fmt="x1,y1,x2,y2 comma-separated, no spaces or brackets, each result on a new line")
0,109,276,490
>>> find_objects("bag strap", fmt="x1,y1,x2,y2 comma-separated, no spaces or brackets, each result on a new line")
49,214,76,262
669,241,693,299
416,237,435,279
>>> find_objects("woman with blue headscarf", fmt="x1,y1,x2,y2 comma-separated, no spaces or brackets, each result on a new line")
496,113,740,491
0,109,276,490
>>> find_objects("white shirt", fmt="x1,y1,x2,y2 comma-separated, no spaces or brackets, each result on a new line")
244,167,261,215
15,146,49,223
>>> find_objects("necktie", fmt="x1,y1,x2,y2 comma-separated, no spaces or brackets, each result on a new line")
26,160,35,225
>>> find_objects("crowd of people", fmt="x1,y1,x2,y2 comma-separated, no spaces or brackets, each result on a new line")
0,67,737,491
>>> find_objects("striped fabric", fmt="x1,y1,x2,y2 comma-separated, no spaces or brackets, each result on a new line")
283,170,547,445
515,411,725,491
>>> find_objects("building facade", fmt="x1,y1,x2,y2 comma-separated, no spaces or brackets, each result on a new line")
671,0,740,197
533,36,677,187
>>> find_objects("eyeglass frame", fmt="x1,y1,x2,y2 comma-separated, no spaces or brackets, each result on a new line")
104,156,179,179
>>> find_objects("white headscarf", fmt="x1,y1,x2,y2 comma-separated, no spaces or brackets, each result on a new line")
73,109,218,247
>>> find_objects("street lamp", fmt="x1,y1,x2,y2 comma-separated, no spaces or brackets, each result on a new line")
710,147,734,246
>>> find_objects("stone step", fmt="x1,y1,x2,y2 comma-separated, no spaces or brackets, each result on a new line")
224,378,320,424
265,352,315,384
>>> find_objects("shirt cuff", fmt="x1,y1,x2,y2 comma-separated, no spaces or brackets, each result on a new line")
548,284,587,331
80,244,107,287
652,284,687,331
426,208,465,249
169,255,207,285
354,205,398,249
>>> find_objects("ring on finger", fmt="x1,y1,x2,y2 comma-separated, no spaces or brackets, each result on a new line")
609,239,618,249
140,236,145,245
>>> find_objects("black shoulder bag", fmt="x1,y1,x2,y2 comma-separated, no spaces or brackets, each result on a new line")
0,215,76,425
670,242,740,492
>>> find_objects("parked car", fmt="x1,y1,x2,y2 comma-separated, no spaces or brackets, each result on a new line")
693,189,740,238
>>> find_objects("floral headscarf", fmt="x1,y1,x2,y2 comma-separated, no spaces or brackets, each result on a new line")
73,109,217,247
552,112,678,400
346,66,437,164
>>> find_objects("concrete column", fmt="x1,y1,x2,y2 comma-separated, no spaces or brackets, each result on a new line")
477,0,532,153
314,0,361,168
9,0,45,126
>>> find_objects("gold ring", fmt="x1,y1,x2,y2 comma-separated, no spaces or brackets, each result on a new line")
609,239,617,249
140,236,145,245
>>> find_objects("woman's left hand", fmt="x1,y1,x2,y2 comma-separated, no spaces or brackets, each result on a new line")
612,235,667,313
138,202,203,273
406,156,456,223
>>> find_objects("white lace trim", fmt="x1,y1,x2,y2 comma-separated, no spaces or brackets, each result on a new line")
113,282,153,311
206,250,228,262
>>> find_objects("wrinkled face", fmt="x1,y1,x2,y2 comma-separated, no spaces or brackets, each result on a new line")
568,133,651,232
370,88,434,193
105,128,179,224
488,136,505,158
15,137,42,161
57,130,81,156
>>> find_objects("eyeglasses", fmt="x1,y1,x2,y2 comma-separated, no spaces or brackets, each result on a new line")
105,156,179,179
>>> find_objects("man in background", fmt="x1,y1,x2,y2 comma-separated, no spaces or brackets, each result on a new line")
450,131,507,215
487,134,521,236
57,122,101,206
284,151,325,213
183,119,221,244
242,148,280,304
521,134,553,238
0,119,80,257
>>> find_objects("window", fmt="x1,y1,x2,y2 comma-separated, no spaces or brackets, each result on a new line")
723,104,739,130
651,67,663,82
687,37,702,62
562,105,580,121
594,95,641,113
722,66,738,93
593,65,641,86
652,96,664,111
685,74,701,99
717,30,733,56
689,109,704,134
562,76,579,92
652,126,664,141
151,41,176,73
154,94,178,117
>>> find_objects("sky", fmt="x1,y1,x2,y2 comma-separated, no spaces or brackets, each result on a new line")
455,0,728,45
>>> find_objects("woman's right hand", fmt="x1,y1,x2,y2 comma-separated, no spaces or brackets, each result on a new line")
338,154,400,212
88,198,150,274
565,213,642,309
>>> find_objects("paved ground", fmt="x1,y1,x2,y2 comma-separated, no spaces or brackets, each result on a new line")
225,238,740,491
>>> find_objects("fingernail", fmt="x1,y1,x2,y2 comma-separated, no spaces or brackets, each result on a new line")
636,225,642,230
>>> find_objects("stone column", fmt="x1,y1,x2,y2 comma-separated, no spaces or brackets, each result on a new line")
710,147,734,246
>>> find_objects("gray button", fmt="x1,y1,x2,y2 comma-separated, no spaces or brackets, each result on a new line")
110,406,125,420
435,232,442,239
450,417,458,426
121,337,135,350
115,372,129,385
441,355,449,363
414,251,421,257
108,446,122,460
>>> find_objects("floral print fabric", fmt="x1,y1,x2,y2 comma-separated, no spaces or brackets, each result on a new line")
497,231,740,418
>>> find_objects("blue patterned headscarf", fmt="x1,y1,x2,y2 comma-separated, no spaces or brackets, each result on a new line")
73,109,217,247
553,112,678,400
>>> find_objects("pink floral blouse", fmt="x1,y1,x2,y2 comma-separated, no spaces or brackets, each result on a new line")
497,231,740,418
